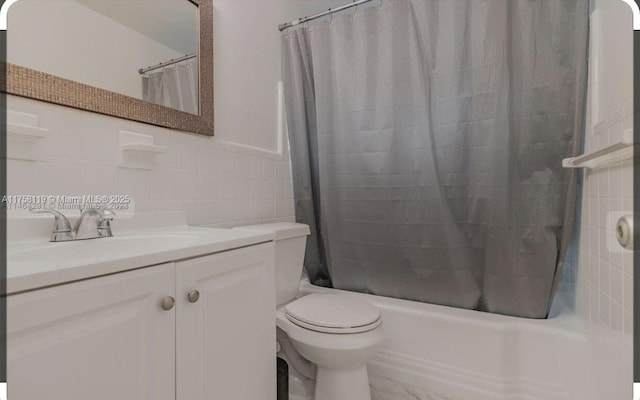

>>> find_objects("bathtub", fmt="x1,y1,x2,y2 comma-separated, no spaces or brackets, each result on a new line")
299,280,593,400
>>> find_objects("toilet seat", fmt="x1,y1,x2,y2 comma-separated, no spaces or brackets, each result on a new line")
285,294,382,334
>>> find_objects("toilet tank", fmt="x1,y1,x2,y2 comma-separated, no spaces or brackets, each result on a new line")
233,223,310,306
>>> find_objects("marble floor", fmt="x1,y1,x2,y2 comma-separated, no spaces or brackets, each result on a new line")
288,375,462,400
370,376,463,400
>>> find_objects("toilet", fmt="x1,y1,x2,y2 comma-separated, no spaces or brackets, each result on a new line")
234,222,383,400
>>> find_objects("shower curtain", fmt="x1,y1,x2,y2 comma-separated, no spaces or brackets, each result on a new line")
142,58,198,114
282,0,588,318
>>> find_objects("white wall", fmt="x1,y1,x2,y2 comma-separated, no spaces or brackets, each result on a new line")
213,0,346,151
6,0,343,227
571,1,634,398
8,0,183,100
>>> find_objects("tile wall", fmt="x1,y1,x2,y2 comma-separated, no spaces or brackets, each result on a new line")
567,1,634,398
6,95,295,228
574,108,634,335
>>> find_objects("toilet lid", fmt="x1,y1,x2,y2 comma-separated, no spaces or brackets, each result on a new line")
285,294,381,333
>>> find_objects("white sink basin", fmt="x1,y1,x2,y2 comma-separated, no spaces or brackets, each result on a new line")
9,232,207,264
7,226,274,294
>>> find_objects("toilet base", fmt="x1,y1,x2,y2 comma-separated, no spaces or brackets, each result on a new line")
314,365,371,400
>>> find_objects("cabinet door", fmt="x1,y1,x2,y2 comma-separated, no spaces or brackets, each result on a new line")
8,264,176,400
176,243,276,400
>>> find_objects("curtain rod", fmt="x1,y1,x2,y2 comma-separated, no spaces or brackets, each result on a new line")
138,53,197,75
279,0,374,31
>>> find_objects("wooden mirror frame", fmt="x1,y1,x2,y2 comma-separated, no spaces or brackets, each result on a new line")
5,0,214,136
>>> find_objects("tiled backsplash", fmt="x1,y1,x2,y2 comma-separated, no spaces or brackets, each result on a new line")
6,95,295,228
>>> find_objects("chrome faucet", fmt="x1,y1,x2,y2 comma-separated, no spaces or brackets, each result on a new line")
30,208,115,242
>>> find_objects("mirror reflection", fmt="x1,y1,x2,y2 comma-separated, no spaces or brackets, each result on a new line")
8,0,199,114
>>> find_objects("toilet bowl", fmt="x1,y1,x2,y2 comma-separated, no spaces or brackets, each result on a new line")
233,223,383,400
277,293,383,400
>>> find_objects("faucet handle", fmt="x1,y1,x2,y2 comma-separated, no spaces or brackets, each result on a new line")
97,208,115,237
101,208,116,220
29,208,74,242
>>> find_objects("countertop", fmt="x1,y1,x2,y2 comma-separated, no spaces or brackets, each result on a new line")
7,224,273,295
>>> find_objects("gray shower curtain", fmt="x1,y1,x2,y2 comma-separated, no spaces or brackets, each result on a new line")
142,58,199,114
282,0,588,318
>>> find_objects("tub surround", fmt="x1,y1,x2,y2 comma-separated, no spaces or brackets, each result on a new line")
569,1,634,398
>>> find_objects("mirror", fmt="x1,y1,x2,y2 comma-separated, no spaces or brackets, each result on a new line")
5,0,213,136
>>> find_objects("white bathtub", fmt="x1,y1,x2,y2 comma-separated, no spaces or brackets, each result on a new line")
299,280,593,400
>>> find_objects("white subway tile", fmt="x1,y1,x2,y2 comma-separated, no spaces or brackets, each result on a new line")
219,151,236,175
178,200,200,226
599,260,610,295
218,200,235,223
151,199,178,212
235,154,253,177
249,179,264,200
599,289,610,326
589,284,599,323
199,201,219,225
234,178,252,200
8,97,296,229
624,311,633,335
263,159,276,179
151,169,177,201
262,200,276,219
152,133,178,170
234,199,252,221
275,161,291,182
251,157,264,177
118,168,151,212
177,140,201,171
7,160,37,195
37,104,82,161
198,145,219,174
35,162,82,196
250,200,263,221
609,265,623,305
218,176,235,200
80,164,118,195
80,116,120,163
199,173,219,201
610,301,623,332
177,171,199,201
589,254,599,286
623,272,633,313
622,162,633,198
609,165,622,196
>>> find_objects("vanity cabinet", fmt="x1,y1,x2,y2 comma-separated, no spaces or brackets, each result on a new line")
7,263,176,400
7,243,276,400
176,244,276,400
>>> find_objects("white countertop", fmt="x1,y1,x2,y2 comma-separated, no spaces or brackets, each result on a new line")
7,215,274,294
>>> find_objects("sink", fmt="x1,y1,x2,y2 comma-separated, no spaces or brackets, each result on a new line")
6,223,274,295
8,232,208,265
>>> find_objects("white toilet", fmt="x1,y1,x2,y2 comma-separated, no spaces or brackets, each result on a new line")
234,222,383,400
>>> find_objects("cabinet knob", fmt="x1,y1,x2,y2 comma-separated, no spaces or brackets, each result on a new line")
161,296,175,311
187,290,200,303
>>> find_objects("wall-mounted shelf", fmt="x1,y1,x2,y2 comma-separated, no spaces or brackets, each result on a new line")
121,143,167,154
563,129,634,169
7,111,49,161
119,131,166,169
7,123,49,141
